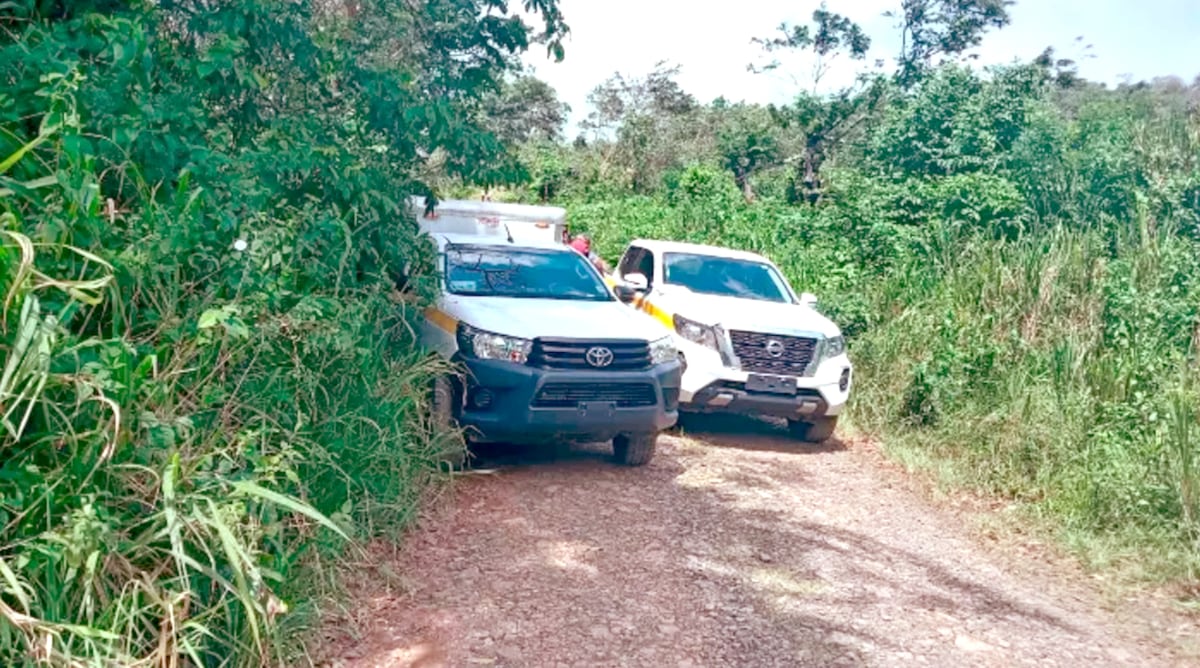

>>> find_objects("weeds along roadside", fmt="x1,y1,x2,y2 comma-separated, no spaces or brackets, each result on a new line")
849,222,1200,585
0,95,461,668
546,61,1200,589
563,165,1200,591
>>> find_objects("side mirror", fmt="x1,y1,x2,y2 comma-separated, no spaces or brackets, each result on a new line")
800,292,819,308
624,273,649,291
613,284,638,304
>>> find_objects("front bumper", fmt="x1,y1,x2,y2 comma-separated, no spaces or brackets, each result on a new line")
677,339,851,420
685,380,833,420
453,355,682,444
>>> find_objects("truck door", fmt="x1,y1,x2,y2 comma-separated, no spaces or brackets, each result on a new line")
418,251,459,359
616,245,664,322
617,245,654,286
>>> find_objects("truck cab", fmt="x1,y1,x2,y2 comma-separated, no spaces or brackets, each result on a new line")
412,199,682,467
607,239,851,443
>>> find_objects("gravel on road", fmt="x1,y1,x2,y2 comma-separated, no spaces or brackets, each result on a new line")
316,415,1199,667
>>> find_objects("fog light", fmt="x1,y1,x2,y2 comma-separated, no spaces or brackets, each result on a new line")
470,388,495,409
664,388,680,411
839,368,851,392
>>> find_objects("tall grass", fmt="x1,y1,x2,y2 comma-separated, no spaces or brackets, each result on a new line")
1,128,460,664
553,67,1200,585
847,222,1200,580
565,167,1200,586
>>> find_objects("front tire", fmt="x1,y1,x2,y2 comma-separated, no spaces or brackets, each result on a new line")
613,433,657,466
787,416,838,443
430,374,467,470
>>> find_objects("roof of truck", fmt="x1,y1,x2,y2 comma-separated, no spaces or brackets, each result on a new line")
626,238,772,263
432,232,571,252
409,196,567,223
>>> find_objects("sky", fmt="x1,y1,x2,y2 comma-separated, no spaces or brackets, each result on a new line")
518,0,1200,136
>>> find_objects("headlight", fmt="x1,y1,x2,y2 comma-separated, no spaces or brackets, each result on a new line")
818,334,847,362
648,336,677,365
673,314,718,350
457,324,533,363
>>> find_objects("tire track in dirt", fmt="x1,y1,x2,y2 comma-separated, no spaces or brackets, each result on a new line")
316,415,1199,667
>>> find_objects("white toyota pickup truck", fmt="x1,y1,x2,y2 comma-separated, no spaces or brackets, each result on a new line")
410,199,681,467
606,239,852,442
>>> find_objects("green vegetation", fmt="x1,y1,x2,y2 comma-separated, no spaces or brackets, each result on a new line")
1,1,564,665
502,5,1200,586
2,0,1198,664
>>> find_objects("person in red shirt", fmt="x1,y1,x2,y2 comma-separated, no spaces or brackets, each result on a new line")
569,235,590,255
568,234,610,274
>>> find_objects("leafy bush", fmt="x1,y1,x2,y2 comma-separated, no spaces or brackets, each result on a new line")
551,60,1200,585
1,0,565,664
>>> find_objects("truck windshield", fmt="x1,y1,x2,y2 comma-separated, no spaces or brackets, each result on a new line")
444,244,613,301
662,252,795,304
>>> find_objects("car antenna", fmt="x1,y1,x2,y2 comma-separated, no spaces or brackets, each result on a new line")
503,223,514,244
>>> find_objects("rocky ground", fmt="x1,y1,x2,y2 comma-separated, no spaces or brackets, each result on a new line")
314,415,1200,667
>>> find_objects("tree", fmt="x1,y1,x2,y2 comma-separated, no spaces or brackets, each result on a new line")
889,0,1014,87
581,61,697,138
482,74,571,145
1,0,572,199
749,2,871,91
749,6,878,203
1032,36,1096,89
771,83,888,204
716,104,781,201
865,63,1047,179
579,62,703,192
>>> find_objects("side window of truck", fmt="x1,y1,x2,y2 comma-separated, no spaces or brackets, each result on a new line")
636,250,656,285
618,246,647,279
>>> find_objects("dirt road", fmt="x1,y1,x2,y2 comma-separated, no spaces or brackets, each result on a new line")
318,416,1199,667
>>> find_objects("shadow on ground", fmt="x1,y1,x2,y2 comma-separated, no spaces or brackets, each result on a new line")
460,439,683,473
331,426,1115,668
673,412,848,454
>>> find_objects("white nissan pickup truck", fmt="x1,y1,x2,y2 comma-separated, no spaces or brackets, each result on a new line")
410,199,681,467
606,239,851,442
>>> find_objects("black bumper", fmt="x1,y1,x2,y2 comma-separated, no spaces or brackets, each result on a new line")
684,380,829,419
453,355,682,444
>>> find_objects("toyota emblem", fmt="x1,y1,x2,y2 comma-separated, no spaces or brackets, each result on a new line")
585,346,615,368
765,339,786,358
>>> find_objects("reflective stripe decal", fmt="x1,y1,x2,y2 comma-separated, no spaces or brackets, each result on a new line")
633,294,674,330
424,307,459,333
604,274,673,329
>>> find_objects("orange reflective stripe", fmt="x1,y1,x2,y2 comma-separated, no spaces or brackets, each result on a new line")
633,294,673,329
423,307,458,333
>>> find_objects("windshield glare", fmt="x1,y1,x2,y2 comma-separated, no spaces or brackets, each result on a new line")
663,252,794,303
444,244,613,301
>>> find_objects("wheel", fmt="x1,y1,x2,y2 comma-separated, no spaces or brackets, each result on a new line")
430,374,455,429
430,374,467,470
612,433,657,466
787,416,838,443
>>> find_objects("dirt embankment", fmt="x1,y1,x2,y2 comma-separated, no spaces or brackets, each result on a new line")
315,416,1200,667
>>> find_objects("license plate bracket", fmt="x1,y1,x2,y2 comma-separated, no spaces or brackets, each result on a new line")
746,374,798,395
576,401,618,418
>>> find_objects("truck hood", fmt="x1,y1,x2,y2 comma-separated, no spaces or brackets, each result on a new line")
445,296,668,342
663,290,841,338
